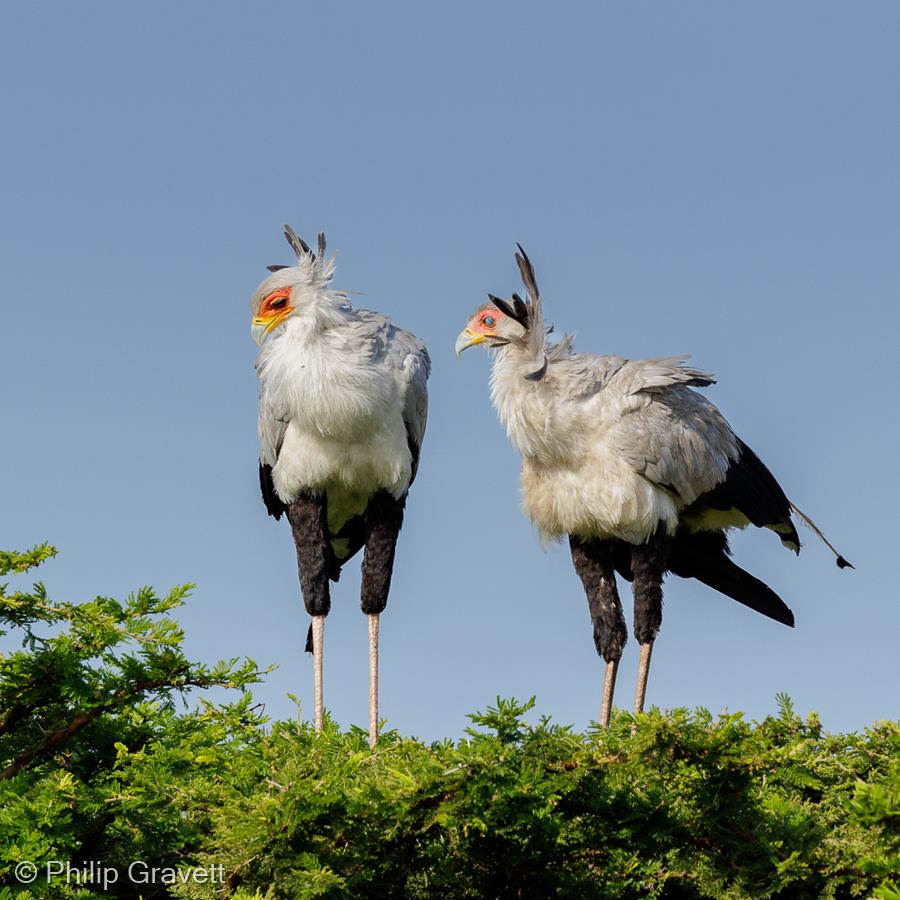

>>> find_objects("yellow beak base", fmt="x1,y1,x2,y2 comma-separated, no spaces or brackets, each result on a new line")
251,310,290,344
455,328,486,356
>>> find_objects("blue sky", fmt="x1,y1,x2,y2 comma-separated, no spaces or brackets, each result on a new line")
2,2,898,739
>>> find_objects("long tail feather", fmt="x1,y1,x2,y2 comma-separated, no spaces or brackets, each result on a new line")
668,533,795,626
688,554,795,626
789,502,854,569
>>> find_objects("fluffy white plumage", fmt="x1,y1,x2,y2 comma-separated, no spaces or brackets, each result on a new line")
488,346,742,544
457,247,767,547
252,232,429,551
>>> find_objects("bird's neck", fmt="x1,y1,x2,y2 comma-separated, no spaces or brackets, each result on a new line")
488,345,566,463
283,293,351,341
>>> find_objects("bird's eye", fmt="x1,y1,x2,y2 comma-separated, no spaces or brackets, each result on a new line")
269,297,288,310
483,315,495,327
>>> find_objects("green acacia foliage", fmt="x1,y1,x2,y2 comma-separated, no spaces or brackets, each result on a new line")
184,699,900,900
1,546,898,899
0,546,263,898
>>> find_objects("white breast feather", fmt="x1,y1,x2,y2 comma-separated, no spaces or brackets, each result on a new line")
489,349,735,544
258,317,413,504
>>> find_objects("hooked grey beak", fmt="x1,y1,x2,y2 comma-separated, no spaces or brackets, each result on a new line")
251,322,269,346
455,328,485,357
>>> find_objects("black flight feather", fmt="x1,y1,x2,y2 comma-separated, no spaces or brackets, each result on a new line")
687,439,800,550
609,530,794,627
259,462,286,520
406,429,422,486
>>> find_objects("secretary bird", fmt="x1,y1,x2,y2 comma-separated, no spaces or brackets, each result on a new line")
251,225,430,746
456,245,850,727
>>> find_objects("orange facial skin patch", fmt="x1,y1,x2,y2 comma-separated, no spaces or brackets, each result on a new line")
252,287,294,336
259,287,292,317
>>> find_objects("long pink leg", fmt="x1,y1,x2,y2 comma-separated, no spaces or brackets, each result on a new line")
634,641,653,716
368,613,380,747
600,659,619,728
311,615,325,732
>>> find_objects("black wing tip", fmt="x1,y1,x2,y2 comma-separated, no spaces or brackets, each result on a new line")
836,556,854,570
259,462,286,520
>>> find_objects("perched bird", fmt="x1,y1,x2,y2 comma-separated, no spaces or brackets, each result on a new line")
456,245,850,727
251,225,430,745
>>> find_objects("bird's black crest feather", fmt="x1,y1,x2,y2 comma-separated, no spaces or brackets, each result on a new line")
284,224,313,259
267,264,289,272
488,293,529,327
514,244,539,301
511,293,530,325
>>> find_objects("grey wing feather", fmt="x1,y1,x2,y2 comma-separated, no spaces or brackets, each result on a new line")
607,358,738,503
257,377,289,468
617,356,716,392
343,309,430,488
391,331,430,486
256,374,290,519
546,350,628,399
